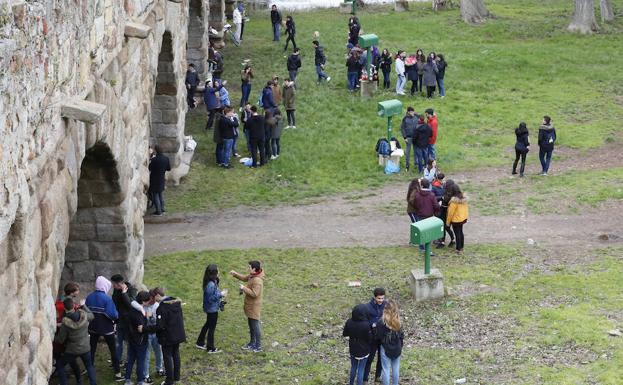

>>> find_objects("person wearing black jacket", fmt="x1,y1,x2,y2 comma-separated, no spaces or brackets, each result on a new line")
124,291,149,385
144,287,187,385
512,122,530,177
346,52,360,91
218,107,240,168
148,146,171,216
246,106,266,167
343,304,372,385
379,48,392,89
287,48,302,84
413,117,432,173
374,300,404,385
436,54,447,98
537,115,556,176
363,288,387,384
313,40,331,83
110,274,138,368
284,15,296,51
400,107,418,172
270,4,282,41
185,63,200,109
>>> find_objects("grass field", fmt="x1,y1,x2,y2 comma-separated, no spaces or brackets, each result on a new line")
166,0,623,213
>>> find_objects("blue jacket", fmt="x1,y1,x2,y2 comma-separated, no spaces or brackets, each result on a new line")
261,87,276,109
219,86,231,107
202,281,223,314
203,85,222,110
366,299,386,327
85,290,118,335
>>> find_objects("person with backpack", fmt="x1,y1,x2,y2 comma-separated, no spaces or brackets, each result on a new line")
375,300,404,385
230,261,265,353
313,40,331,83
400,107,418,172
512,122,530,177
282,78,296,129
446,183,469,254
54,297,97,385
342,304,372,385
196,264,228,353
537,115,556,176
286,48,302,84
283,15,296,51
413,116,432,173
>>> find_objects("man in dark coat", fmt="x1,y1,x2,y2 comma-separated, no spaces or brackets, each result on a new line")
413,116,432,173
110,274,138,368
363,288,387,384
246,106,266,167
286,48,302,85
185,63,200,109
313,40,331,83
270,4,282,41
148,145,171,216
537,115,557,176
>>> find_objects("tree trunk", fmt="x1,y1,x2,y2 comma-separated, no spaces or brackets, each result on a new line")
600,0,614,21
460,0,490,24
568,0,599,33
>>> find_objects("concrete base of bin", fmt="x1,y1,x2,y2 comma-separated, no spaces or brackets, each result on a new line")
395,0,409,12
410,268,444,301
339,3,352,13
360,80,377,98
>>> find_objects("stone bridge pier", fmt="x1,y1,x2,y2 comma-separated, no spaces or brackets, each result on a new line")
0,0,226,384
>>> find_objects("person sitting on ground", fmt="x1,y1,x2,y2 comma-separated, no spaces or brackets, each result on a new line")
423,159,437,183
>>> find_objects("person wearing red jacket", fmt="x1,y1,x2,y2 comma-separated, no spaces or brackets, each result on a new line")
54,283,82,384
426,108,438,160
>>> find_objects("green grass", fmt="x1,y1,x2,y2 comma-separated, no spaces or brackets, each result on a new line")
166,0,623,213
83,244,623,385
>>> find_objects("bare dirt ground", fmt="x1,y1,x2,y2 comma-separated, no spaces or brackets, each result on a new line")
144,143,623,257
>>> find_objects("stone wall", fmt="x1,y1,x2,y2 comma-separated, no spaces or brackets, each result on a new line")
0,0,222,383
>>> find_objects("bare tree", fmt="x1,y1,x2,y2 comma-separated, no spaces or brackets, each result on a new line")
460,0,490,24
600,0,614,21
568,0,599,33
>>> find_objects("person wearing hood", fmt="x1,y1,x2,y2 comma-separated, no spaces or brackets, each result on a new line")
537,115,556,176
230,260,265,353
261,81,277,112
513,122,530,177
400,107,419,172
55,297,96,385
446,183,469,254
144,287,187,385
362,288,387,384
286,48,302,84
343,303,372,385
85,276,123,382
233,3,243,42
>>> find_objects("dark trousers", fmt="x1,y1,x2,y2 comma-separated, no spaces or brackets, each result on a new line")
161,344,181,385
417,74,423,92
206,109,218,130
186,86,197,108
438,207,454,244
57,351,97,385
240,21,245,40
271,138,281,156
382,70,390,88
363,342,382,382
264,132,273,158
286,110,296,126
90,333,119,373
427,85,436,98
513,149,527,176
539,148,553,173
250,139,266,167
284,34,296,51
125,342,147,383
409,79,418,95
197,312,219,350
288,70,298,84
248,318,262,348
452,222,465,250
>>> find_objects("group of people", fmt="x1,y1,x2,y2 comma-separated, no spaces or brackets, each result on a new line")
512,115,557,177
399,107,439,172
395,50,447,98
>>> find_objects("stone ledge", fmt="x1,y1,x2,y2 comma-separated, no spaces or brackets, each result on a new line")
124,22,152,39
61,99,107,123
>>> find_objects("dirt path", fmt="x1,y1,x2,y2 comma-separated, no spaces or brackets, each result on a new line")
145,143,623,256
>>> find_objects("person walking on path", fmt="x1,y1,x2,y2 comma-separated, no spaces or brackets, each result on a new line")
185,63,200,109
282,78,296,128
270,4,282,42
343,304,372,385
284,15,296,51
239,64,253,109
426,108,438,160
148,145,171,216
512,122,530,177
395,51,406,95
233,3,243,42
446,183,469,254
537,115,556,176
413,116,432,173
85,276,122,382
363,288,387,384
196,264,228,353
400,107,418,171
143,287,187,385
313,40,331,83
55,298,97,385
247,106,266,167
379,48,392,89
375,300,404,385
230,261,265,353
287,48,302,85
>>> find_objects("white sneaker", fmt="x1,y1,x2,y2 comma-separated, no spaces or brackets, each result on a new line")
270,155,277,160
326,76,331,82
285,125,291,129
292,125,296,129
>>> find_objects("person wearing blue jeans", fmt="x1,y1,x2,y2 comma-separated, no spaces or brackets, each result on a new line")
240,65,253,107
436,54,447,98
218,107,239,168
270,5,282,41
414,147,428,173
413,116,432,173
537,115,556,175
314,40,331,83
343,304,372,385
350,356,369,385
142,296,163,381
376,300,404,385
346,52,360,91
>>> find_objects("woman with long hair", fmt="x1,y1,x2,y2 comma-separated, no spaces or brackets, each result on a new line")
446,184,469,254
415,49,425,94
406,178,421,223
512,122,530,177
435,53,447,98
376,300,404,385
196,264,228,353
423,52,439,98
379,48,393,89
437,179,456,248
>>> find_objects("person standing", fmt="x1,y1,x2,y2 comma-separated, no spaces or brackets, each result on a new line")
148,146,171,216
346,51,360,91
415,49,425,94
436,179,456,249
406,178,421,223
446,184,469,254
185,64,200,109
362,288,387,384
413,116,432,173
261,81,277,112
379,48,392,89
211,50,224,82
124,291,150,385
203,79,221,130
238,3,246,41
282,78,296,129
286,48,302,84
283,15,296,51
426,108,438,160
54,298,97,385
54,283,83,384
111,274,138,367
144,287,187,385
400,107,418,171
141,291,164,383
395,51,406,95
537,115,556,176
269,109,283,159
241,103,253,155
423,53,439,98
270,4,282,42
218,107,239,169
196,264,228,353
414,178,440,253
247,106,266,167
230,261,265,353
271,76,282,106
342,304,372,385
513,122,530,177
239,64,253,109
436,54,447,98
233,3,243,43
313,40,331,83
375,300,404,385
85,276,123,382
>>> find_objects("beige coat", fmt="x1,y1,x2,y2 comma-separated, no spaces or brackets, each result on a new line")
233,270,265,320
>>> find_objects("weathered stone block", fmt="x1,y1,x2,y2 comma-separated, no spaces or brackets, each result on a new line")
160,110,179,124
89,241,129,261
410,269,445,301
64,241,89,262
92,193,124,207
154,95,177,109
153,123,179,138
68,223,96,241
124,22,152,39
96,224,128,242
155,137,181,153
61,99,107,123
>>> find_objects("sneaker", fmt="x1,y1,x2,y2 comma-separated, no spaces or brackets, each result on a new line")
234,153,240,157
157,370,166,377
144,377,154,384
251,346,263,353
124,380,133,385
115,373,125,382
291,125,296,129
241,343,253,350
326,76,331,82
195,343,207,350
436,243,445,249
542,172,548,176
152,212,163,216
270,155,277,160
207,348,223,354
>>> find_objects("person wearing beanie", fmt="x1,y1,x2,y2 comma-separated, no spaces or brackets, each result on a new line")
85,276,123,381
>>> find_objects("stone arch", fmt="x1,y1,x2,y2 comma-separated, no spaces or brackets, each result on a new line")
62,142,130,290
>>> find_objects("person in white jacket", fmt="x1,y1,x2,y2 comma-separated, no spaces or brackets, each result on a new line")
233,4,243,42
395,51,406,95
